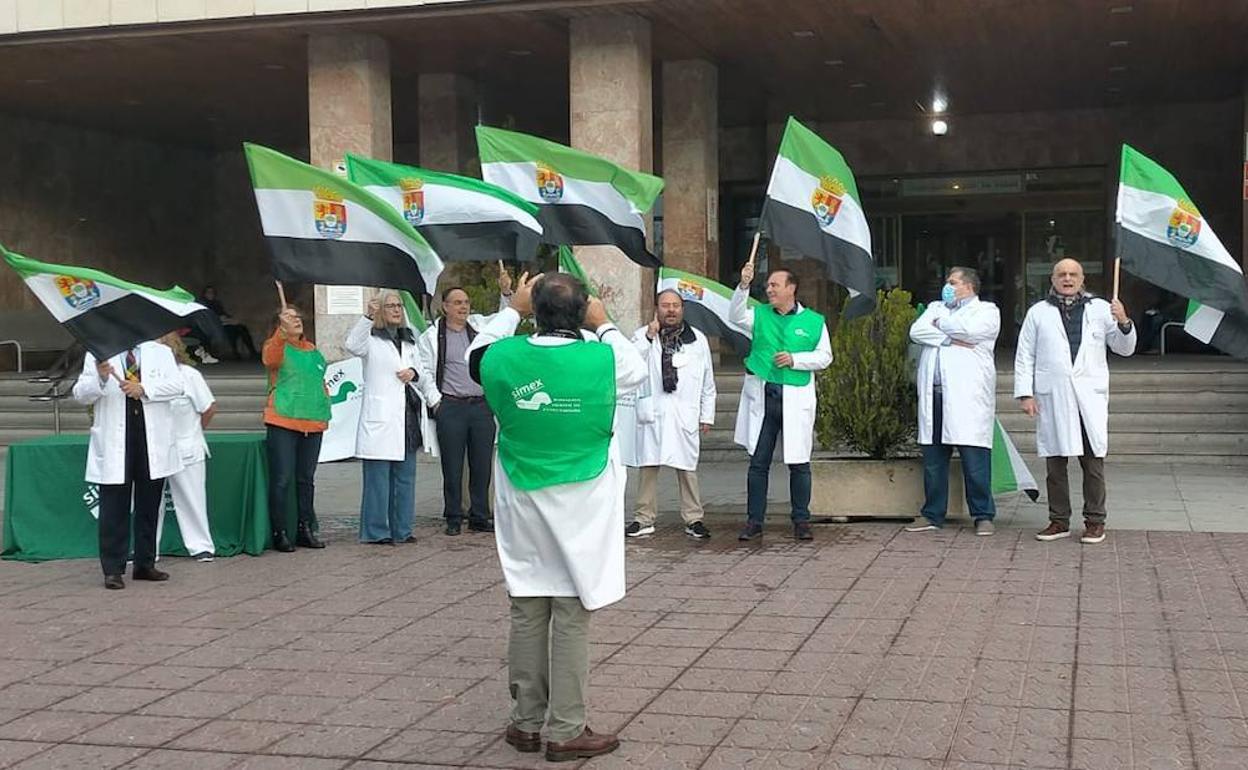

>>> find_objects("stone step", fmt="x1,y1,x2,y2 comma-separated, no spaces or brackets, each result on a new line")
0,411,266,431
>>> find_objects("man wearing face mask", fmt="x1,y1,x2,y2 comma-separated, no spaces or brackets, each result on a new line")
1014,258,1136,545
624,289,717,540
906,267,1001,535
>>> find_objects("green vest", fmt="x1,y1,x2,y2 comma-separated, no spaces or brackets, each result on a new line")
743,304,827,386
273,344,331,422
480,336,616,491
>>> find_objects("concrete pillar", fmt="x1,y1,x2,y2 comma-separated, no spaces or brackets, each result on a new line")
307,32,392,361
569,14,653,334
418,73,478,174
661,60,718,278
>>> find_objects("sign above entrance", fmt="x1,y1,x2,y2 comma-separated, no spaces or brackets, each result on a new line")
901,174,1023,197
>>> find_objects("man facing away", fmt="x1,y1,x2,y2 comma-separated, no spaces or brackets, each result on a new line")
1014,257,1136,544
467,272,646,762
731,261,832,541
624,289,717,540
905,266,1001,535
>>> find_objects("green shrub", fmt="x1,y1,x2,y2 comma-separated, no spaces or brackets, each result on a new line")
815,288,917,459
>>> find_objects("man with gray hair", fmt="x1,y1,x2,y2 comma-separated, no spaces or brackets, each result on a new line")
906,266,1001,535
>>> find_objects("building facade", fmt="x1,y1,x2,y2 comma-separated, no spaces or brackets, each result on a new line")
1,0,1245,355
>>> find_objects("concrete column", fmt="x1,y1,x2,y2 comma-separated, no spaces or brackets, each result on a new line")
307,32,392,361
661,60,718,278
570,14,653,334
418,73,479,174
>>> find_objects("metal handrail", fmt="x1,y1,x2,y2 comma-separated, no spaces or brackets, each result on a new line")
28,380,70,434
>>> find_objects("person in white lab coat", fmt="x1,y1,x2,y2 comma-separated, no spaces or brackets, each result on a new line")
905,267,1001,536
624,289,717,540
730,263,833,542
157,332,217,561
1015,258,1136,545
344,290,440,545
417,263,513,535
73,339,184,589
467,272,646,763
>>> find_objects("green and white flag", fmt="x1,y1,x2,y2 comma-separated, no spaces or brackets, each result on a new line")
345,154,542,263
2,245,216,361
476,126,664,268
244,143,444,298
762,117,875,318
1116,144,1248,358
656,266,759,356
991,419,1039,501
1182,298,1248,356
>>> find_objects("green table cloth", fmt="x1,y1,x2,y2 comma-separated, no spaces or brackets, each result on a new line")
3,432,289,562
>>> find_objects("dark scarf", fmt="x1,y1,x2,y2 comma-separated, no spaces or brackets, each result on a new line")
658,322,695,393
1046,288,1091,362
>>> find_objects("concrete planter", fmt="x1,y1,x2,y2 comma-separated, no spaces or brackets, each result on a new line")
810,456,965,519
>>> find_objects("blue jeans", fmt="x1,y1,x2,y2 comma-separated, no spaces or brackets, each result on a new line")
359,451,417,542
921,392,996,526
747,383,811,525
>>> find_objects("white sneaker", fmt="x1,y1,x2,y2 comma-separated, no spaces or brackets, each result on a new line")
193,552,215,562
904,522,940,533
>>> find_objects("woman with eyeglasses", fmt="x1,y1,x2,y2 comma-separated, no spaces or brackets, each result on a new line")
344,290,440,544
262,301,330,552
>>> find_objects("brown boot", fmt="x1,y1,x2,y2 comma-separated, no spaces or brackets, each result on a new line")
504,724,541,753
545,727,619,762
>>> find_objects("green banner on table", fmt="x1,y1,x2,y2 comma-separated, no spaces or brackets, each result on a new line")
3,433,279,562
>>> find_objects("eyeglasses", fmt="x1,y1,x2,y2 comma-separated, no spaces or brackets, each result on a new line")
382,303,404,310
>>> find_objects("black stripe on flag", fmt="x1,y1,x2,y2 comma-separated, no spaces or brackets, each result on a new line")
1117,227,1248,319
264,238,432,297
420,221,541,263
762,199,875,318
63,294,221,361
537,205,660,268
1203,312,1248,360
681,302,751,357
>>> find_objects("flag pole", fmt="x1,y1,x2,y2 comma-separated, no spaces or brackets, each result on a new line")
1112,258,1121,301
746,231,761,267
275,280,288,310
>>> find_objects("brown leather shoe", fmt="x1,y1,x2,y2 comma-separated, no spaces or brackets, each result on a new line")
545,727,619,762
504,724,541,753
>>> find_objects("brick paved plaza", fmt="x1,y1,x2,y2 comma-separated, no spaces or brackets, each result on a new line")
1,518,1247,769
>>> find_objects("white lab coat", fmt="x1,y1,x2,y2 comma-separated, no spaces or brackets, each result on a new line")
344,317,441,461
625,324,717,470
909,298,1001,449
161,364,216,557
729,288,833,464
1013,297,1137,458
73,342,184,485
467,307,648,611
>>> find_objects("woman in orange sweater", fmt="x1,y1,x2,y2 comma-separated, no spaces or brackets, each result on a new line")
262,305,330,552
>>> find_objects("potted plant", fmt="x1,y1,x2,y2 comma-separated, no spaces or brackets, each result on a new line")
809,287,929,517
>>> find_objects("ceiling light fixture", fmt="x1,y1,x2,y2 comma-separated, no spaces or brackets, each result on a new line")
508,49,533,56
931,95,948,113
1109,4,1133,13
931,119,948,136
1109,65,1128,73
792,30,815,38
824,59,844,66
849,82,867,89
1109,40,1130,47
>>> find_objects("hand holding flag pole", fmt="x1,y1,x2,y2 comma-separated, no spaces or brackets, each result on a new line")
1112,258,1121,301
740,232,761,289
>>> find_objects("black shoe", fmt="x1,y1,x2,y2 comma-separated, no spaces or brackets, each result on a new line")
296,523,325,549
402,535,418,544
132,566,170,581
272,530,295,553
468,520,495,533
104,574,125,590
738,523,764,541
794,522,813,541
445,520,462,536
365,538,394,545
685,521,711,540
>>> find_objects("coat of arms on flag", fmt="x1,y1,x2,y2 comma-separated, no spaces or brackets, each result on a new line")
1166,198,1201,248
55,275,101,310
399,178,425,226
536,163,564,203
811,175,846,228
676,279,704,301
313,185,348,239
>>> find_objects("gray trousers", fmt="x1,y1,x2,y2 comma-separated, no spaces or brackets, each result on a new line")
508,596,591,742
1045,421,1107,525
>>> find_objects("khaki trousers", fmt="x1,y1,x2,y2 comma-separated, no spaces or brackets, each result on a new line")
634,466,705,527
508,595,591,742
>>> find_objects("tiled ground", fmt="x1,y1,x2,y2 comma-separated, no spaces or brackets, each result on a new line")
2,520,1247,769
